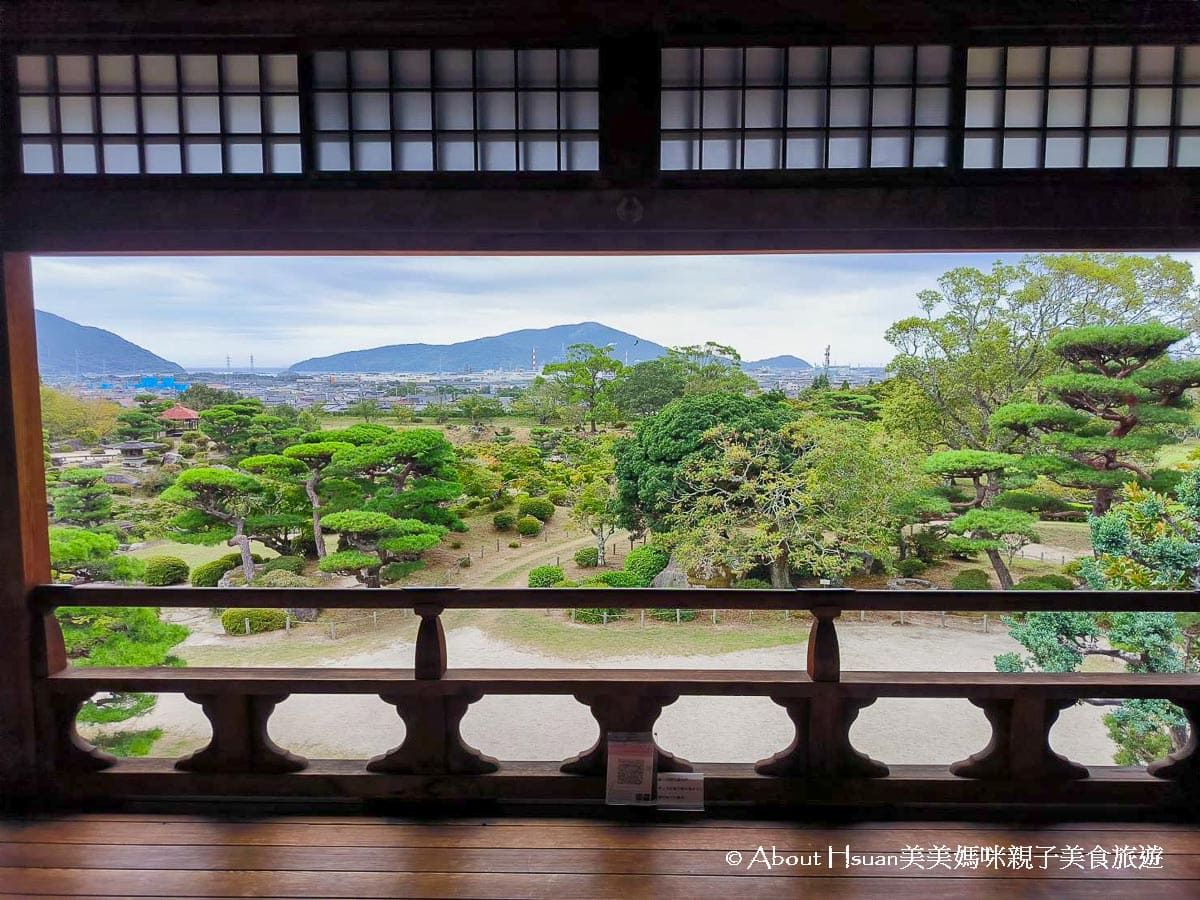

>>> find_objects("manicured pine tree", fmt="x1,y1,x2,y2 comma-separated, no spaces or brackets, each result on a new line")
51,468,113,526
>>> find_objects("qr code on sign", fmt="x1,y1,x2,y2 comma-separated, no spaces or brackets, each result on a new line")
616,760,646,785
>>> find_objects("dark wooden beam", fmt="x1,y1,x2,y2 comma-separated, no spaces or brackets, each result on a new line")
0,253,50,809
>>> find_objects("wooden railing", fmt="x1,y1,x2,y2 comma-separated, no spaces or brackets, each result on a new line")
28,586,1200,810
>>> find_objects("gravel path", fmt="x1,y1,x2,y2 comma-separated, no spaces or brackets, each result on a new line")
131,621,1120,767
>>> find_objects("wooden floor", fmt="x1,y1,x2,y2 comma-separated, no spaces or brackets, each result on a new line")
0,812,1198,898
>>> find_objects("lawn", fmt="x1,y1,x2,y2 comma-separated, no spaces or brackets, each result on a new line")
128,539,278,567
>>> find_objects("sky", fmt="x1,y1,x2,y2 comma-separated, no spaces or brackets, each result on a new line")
29,252,1200,370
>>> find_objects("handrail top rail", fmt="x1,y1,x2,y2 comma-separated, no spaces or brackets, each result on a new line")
31,583,1200,613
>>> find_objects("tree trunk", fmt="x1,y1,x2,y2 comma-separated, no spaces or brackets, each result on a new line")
1092,485,1115,517
306,472,326,558
981,473,1002,507
596,534,607,567
364,566,381,589
769,551,791,589
897,526,907,561
985,547,1014,590
228,519,255,582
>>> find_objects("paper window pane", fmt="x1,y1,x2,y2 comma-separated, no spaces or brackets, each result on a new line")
744,89,782,128
828,132,866,167
435,50,474,88
916,46,952,84
265,55,298,91
266,96,300,134
184,96,220,134
703,48,743,86
1134,88,1172,126
479,92,516,130
915,87,949,125
181,55,219,92
18,56,51,92
787,89,825,127
1045,133,1084,167
661,90,698,129
393,93,432,131
269,140,303,173
22,140,56,174
474,50,514,88
1006,47,1045,86
226,139,264,174
57,56,93,91
393,51,432,88
701,136,737,169
1002,133,1040,168
1090,88,1130,127
966,48,1002,86
872,87,911,126
744,135,781,168
142,96,179,133
222,55,260,91
1049,47,1089,84
20,97,53,134
829,88,868,127
1046,88,1087,127
561,49,598,87
662,49,701,87
873,46,913,84
1178,87,1200,126
103,140,139,174
563,136,598,170
436,91,474,129
1175,132,1200,165
59,97,95,134
516,91,555,130
1004,89,1043,128
351,50,391,88
224,96,262,134
100,96,137,134
352,92,391,130
480,137,517,170
439,136,475,170
829,47,869,85
1183,47,1200,84
661,137,698,170
965,90,1000,127
317,137,350,170
785,134,823,168
145,141,182,174
62,140,98,174
788,48,827,85
315,93,349,130
138,55,176,92
314,52,348,88
745,48,784,85
1137,46,1175,84
519,49,558,87
913,132,948,166
963,133,998,168
1087,134,1127,167
354,137,392,171
395,136,434,170
1092,47,1132,85
98,55,135,92
185,140,223,173
562,92,598,130
871,132,909,167
520,138,557,170
1132,132,1169,167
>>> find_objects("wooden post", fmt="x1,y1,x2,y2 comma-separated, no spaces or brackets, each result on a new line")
414,602,447,680
0,254,53,808
807,605,842,683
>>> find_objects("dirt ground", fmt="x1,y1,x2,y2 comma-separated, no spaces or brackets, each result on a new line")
125,620,1122,767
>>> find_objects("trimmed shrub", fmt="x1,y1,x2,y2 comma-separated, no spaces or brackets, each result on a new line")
518,497,555,522
220,608,288,635
624,546,669,585
516,515,542,536
1016,574,1075,591
574,607,621,624
553,579,579,588
253,570,311,588
548,489,569,507
573,546,600,568
262,555,305,576
994,491,1068,515
951,568,992,591
508,541,521,548
493,512,516,531
528,565,564,588
650,607,698,622
380,560,424,584
218,551,267,567
191,557,237,587
734,577,772,589
585,570,643,588
143,555,189,586
896,558,928,578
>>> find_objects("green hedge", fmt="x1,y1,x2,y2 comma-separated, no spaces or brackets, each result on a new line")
951,568,992,590
733,578,771,589
649,607,698,622
1015,574,1075,591
190,557,237,587
220,608,288,635
493,512,515,531
518,497,556,522
528,565,564,588
143,555,189,586
381,560,424,583
261,555,305,575
548,489,569,506
583,570,643,588
573,547,599,568
574,607,622,624
624,546,669,585
252,570,311,588
895,558,928,578
516,515,542,536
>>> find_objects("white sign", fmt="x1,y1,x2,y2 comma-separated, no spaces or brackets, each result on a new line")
605,732,656,805
657,772,704,811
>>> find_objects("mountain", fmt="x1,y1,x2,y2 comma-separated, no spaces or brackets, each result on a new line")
35,310,185,376
744,354,813,370
289,322,669,373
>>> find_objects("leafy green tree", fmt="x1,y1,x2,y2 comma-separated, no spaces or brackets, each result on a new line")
923,449,1025,509
608,357,688,419
49,527,143,583
346,399,384,422
511,376,568,425
318,510,446,588
945,507,1039,590
544,342,624,433
51,468,113,526
667,343,758,396
177,383,242,411
791,387,881,421
198,399,303,460
160,468,265,581
992,323,1200,515
572,477,622,566
276,441,354,558
40,385,121,443
455,394,505,425
113,408,163,442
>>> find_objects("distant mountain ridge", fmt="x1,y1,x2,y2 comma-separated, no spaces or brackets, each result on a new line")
744,354,813,370
289,322,670,373
35,310,185,376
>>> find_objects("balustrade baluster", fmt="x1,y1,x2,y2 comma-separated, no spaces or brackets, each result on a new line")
950,694,1087,781
176,693,306,774
561,691,691,776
